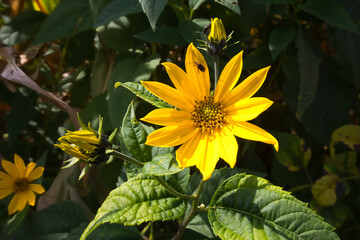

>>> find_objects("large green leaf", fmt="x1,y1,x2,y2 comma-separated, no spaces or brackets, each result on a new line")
0,10,46,45
208,174,340,240
295,28,320,119
121,103,152,163
330,125,360,158
94,0,142,27
32,0,93,44
143,153,182,176
139,0,168,30
189,0,207,11
117,82,173,109
269,25,296,59
0,202,87,240
301,0,359,33
80,174,187,240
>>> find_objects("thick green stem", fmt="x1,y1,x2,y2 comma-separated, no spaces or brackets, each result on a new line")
171,180,205,240
108,150,193,200
213,55,220,89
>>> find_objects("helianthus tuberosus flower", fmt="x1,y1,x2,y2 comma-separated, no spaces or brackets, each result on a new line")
141,43,278,180
208,18,226,43
0,154,45,215
55,115,116,179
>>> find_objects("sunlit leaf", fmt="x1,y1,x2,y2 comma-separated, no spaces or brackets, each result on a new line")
189,0,207,11
311,174,340,207
143,154,182,176
80,174,186,240
117,82,173,109
330,124,360,159
208,174,340,240
121,103,152,163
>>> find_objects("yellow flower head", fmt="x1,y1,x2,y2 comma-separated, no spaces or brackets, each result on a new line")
0,154,45,215
141,43,278,180
208,18,227,43
55,130,103,162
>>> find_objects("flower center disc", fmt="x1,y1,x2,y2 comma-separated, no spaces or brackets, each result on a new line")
191,96,226,133
14,178,30,192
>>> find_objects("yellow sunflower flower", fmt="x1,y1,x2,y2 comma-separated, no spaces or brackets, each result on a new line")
141,43,278,180
0,154,45,215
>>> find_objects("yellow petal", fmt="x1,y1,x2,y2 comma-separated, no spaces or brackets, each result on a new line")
0,188,13,199
196,134,220,180
0,171,13,181
217,127,238,168
162,62,197,100
2,159,19,178
14,154,25,178
232,122,279,151
0,179,13,188
29,184,45,194
208,18,226,42
222,66,270,106
214,51,243,102
225,97,273,122
26,190,36,206
141,81,194,112
24,162,36,178
8,193,20,214
185,43,210,100
16,192,28,212
176,132,204,167
55,143,89,160
141,108,193,126
27,167,44,181
146,125,197,147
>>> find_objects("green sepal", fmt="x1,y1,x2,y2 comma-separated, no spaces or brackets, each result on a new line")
97,115,104,140
208,173,340,240
78,164,91,180
108,128,118,144
61,157,80,169
77,112,89,131
80,173,187,240
117,82,173,109
143,154,182,176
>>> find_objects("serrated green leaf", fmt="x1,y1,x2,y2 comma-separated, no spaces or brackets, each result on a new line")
80,174,186,240
143,153,182,176
94,0,142,27
273,132,311,171
139,0,168,30
269,25,296,59
301,0,359,33
208,174,340,240
118,82,173,109
121,103,152,163
214,0,241,15
0,10,46,46
32,0,93,44
330,124,360,159
295,28,320,118
311,174,340,207
135,27,186,45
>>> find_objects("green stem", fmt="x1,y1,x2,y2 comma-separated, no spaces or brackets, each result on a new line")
288,183,311,192
213,55,220,89
108,150,193,200
171,180,205,240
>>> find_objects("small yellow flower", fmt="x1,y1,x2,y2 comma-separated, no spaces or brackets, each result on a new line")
141,43,278,180
0,154,45,215
55,130,101,161
208,18,227,43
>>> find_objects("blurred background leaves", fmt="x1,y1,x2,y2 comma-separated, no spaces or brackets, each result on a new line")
0,0,359,239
